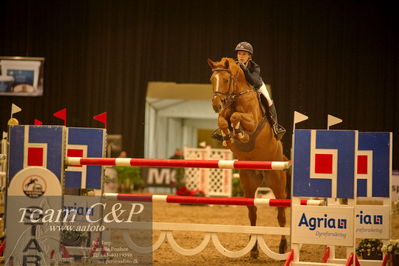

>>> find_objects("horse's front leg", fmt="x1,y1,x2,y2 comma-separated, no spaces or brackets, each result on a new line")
217,114,233,147
230,112,257,143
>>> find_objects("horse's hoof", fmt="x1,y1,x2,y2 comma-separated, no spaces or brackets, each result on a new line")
222,141,227,147
279,239,287,254
250,249,259,259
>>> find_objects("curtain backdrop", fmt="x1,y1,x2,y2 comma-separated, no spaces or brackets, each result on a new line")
0,0,398,167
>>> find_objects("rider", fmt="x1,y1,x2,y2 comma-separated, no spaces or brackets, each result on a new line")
235,41,286,140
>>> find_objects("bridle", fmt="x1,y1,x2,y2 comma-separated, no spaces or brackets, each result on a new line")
211,67,255,109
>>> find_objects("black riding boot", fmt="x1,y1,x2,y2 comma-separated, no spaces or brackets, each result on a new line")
269,104,286,140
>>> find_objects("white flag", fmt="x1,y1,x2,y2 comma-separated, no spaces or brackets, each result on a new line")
293,111,308,125
11,103,22,116
327,114,342,129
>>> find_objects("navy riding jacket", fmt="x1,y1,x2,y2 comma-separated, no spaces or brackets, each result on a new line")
239,59,263,90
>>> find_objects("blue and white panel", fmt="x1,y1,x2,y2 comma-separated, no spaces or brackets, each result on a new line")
65,127,105,189
8,125,65,182
293,129,357,198
356,132,391,198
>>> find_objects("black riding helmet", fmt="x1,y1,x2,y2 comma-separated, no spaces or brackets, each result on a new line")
235,42,253,55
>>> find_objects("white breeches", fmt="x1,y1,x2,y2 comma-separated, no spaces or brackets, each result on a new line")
259,83,273,106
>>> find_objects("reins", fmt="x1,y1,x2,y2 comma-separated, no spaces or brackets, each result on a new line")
211,67,256,109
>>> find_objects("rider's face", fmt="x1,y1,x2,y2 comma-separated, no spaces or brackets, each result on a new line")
237,51,251,64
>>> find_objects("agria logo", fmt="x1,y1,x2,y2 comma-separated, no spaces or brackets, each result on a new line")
298,213,347,231
356,211,383,225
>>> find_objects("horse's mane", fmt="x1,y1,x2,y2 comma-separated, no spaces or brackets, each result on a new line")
209,57,248,87
215,57,241,74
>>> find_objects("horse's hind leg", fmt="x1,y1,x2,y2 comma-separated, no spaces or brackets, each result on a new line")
239,169,263,258
267,170,288,254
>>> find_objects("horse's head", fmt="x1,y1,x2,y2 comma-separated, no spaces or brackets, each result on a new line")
208,58,241,113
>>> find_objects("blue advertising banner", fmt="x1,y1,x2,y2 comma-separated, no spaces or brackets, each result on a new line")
8,125,65,183
293,129,357,198
65,127,105,189
357,132,391,197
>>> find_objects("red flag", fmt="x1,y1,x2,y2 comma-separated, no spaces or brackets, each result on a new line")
34,119,43,125
93,112,107,129
53,108,67,126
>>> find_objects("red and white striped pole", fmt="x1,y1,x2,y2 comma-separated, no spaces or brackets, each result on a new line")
66,157,290,170
104,193,324,207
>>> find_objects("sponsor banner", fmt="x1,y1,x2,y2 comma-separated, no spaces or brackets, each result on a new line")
5,196,63,265
8,125,65,183
65,127,106,189
355,205,390,239
62,196,105,249
357,132,391,197
5,167,63,266
293,130,392,199
293,129,357,198
141,167,182,188
291,205,354,246
5,195,153,265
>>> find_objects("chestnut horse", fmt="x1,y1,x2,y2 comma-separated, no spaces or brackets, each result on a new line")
208,57,289,257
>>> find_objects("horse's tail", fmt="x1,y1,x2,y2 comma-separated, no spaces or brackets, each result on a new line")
283,154,291,199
